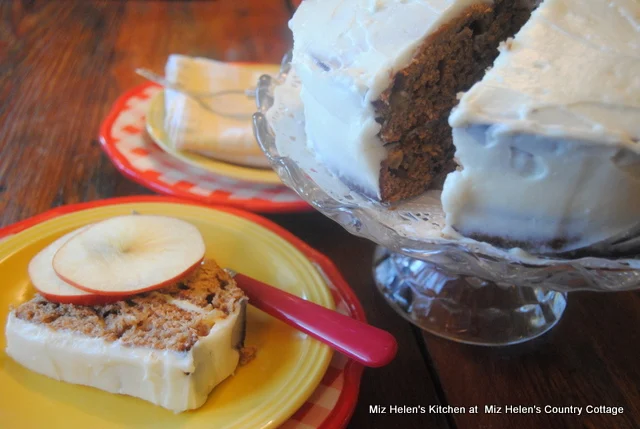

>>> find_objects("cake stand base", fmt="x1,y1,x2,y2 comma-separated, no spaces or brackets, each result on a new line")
373,247,568,346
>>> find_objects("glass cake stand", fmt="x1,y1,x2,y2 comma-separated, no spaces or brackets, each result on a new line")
252,54,640,346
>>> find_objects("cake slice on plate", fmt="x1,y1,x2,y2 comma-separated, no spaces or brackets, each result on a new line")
5,259,247,413
5,215,249,413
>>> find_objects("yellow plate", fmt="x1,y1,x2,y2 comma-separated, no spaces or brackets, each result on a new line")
146,90,282,186
0,202,333,429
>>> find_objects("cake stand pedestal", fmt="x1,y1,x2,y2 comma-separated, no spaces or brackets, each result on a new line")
373,248,566,345
253,56,640,346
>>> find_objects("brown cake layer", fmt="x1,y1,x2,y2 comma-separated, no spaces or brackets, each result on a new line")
13,260,246,352
374,0,539,202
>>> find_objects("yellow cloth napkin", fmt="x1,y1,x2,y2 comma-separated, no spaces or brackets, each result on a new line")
164,55,276,168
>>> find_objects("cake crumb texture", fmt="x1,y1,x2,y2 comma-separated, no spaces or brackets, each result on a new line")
239,346,257,366
375,0,538,202
14,260,245,352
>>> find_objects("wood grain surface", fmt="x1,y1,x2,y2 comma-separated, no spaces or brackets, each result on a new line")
0,1,638,428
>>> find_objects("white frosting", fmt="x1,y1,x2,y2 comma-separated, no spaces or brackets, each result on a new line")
5,300,246,412
442,126,640,252
449,0,640,143
444,0,640,252
290,0,492,197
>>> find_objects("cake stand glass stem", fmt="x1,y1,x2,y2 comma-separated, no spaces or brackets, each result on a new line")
372,247,568,346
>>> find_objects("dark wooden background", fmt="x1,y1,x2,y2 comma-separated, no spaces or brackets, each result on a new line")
1,1,639,428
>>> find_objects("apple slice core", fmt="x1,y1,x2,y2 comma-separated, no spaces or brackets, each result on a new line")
52,215,206,295
29,228,123,306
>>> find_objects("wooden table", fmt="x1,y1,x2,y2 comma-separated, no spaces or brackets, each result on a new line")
1,1,639,428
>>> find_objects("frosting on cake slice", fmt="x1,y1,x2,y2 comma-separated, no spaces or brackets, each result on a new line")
5,260,247,413
443,0,640,254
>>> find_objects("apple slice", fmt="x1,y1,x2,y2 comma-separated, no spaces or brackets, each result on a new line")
29,228,124,305
52,215,205,295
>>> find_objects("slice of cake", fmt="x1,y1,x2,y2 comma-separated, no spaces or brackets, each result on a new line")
442,0,640,254
289,0,538,202
5,259,247,413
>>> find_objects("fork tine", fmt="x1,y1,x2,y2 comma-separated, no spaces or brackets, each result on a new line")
137,67,256,120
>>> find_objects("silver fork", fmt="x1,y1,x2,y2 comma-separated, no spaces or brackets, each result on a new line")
135,68,256,120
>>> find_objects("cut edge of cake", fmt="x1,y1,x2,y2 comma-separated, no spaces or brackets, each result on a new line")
289,0,540,203
375,0,539,202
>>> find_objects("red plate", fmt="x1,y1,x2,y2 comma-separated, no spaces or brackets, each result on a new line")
99,84,311,214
